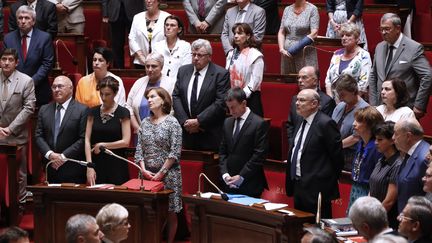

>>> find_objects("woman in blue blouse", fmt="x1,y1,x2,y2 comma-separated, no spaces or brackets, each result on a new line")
347,106,384,211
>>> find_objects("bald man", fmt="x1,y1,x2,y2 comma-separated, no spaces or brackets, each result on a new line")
35,76,88,183
393,118,429,212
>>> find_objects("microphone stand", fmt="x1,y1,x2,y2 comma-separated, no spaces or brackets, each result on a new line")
100,146,145,191
197,173,229,201
45,157,95,185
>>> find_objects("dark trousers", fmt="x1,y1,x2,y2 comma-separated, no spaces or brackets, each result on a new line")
293,179,333,219
110,3,132,69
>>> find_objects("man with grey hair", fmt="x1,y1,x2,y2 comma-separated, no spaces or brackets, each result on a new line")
4,5,54,107
349,196,393,241
368,13,431,119
393,118,429,213
65,214,104,243
173,39,230,152
301,227,338,243
9,0,57,39
398,196,432,243
286,89,343,218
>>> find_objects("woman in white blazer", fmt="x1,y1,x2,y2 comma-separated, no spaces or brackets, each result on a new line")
126,53,174,134
128,0,170,68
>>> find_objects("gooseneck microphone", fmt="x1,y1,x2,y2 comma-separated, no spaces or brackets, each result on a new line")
45,156,95,184
197,173,229,201
99,146,146,191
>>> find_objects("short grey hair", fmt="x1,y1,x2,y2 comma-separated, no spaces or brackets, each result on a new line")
65,214,97,243
303,227,338,243
381,13,402,27
191,39,212,55
370,234,408,243
145,52,164,68
340,22,360,38
348,196,388,231
96,203,129,234
397,118,424,137
16,5,36,20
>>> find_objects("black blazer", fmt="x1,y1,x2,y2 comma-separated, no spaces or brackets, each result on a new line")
219,111,269,197
326,0,364,19
35,99,88,183
101,0,145,22
287,90,336,148
9,0,57,38
286,111,343,202
172,62,230,151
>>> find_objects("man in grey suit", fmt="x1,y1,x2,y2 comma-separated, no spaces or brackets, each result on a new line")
101,0,144,68
369,13,432,119
35,76,88,184
219,87,268,198
48,0,85,34
183,0,226,34
172,39,230,152
221,0,266,54
0,48,36,203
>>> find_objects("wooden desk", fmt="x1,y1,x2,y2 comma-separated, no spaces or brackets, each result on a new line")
28,184,172,243
183,195,315,243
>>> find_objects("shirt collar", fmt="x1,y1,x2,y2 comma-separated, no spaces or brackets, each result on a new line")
391,33,403,49
20,28,33,38
304,110,318,125
1,70,16,81
239,2,251,11
407,140,422,156
58,97,72,110
194,64,209,76
239,107,251,121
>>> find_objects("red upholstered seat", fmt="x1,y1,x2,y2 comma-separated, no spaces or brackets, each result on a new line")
3,7,9,34
210,42,226,67
413,0,432,42
83,7,107,41
180,161,204,195
420,96,432,137
261,82,298,160
424,50,432,65
262,43,281,74
318,10,329,37
261,169,293,205
57,40,79,75
362,13,383,55
332,182,351,218
122,77,137,97
316,45,341,89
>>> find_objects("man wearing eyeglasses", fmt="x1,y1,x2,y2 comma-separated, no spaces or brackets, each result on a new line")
0,48,36,204
35,75,88,184
398,196,432,243
369,13,431,119
173,39,230,152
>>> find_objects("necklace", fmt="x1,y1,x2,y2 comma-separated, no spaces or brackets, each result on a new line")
100,103,118,124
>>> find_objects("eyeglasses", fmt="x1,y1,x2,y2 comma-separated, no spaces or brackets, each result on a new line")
191,53,209,58
423,173,432,179
378,27,393,33
397,213,415,222
51,84,66,90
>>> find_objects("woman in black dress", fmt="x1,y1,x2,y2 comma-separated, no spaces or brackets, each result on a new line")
85,76,131,185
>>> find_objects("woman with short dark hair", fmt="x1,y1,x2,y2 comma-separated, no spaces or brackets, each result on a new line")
376,78,415,122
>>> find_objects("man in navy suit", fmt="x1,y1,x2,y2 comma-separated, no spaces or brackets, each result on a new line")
286,89,343,218
35,76,88,184
393,118,429,213
4,5,54,107
219,87,268,198
172,39,230,152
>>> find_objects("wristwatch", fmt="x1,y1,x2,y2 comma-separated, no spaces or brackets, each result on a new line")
161,167,169,174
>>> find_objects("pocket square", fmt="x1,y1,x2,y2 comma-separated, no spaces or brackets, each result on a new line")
399,60,408,64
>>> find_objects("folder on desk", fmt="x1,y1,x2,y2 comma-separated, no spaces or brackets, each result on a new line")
227,194,268,206
122,179,164,192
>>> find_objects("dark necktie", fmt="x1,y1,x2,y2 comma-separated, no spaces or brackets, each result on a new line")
385,45,394,73
54,104,63,145
290,120,307,179
233,117,242,141
190,72,199,118
22,35,28,60
198,0,205,18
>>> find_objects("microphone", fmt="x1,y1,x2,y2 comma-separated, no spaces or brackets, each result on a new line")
197,173,229,201
99,146,146,191
45,156,95,184
54,39,78,70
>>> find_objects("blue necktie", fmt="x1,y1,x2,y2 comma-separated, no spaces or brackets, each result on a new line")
290,120,307,179
54,104,62,145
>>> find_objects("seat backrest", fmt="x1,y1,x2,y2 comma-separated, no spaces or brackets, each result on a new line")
261,82,298,124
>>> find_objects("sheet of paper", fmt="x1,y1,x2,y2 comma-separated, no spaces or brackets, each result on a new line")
263,203,288,210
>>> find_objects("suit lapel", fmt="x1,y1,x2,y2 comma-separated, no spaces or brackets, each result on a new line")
232,113,252,149
196,63,214,108
27,30,38,60
58,100,74,135
1,72,19,109
389,41,406,73
184,66,194,115
302,112,319,154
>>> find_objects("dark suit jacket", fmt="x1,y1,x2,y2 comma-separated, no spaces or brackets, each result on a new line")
35,99,88,183
101,0,144,22
253,0,280,35
397,140,429,213
369,35,432,111
172,62,230,151
326,0,363,19
4,28,54,106
286,111,343,203
219,111,269,197
9,0,57,38
287,90,336,147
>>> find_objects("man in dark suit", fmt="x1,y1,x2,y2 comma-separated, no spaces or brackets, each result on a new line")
219,87,268,197
101,0,144,68
35,75,88,184
173,39,230,152
286,89,343,218
0,48,36,204
253,0,280,35
393,118,429,213
398,196,432,243
9,0,57,39
4,5,54,107
287,66,336,142
369,13,431,119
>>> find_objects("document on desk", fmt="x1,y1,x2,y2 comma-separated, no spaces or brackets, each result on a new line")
227,194,268,206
